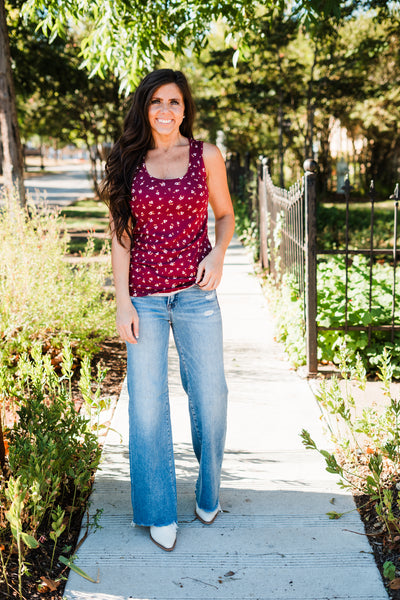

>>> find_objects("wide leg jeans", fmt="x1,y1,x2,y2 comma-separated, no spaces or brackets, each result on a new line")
126,285,228,527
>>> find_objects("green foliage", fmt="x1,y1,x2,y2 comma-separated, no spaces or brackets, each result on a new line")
261,273,306,367
317,256,400,375
6,3,125,195
58,554,97,582
21,0,256,92
8,0,400,198
188,7,400,191
383,560,397,581
301,345,400,539
0,198,115,362
254,251,400,375
0,341,106,596
49,506,66,571
231,174,259,261
78,355,111,436
317,203,396,251
4,476,40,597
19,0,347,94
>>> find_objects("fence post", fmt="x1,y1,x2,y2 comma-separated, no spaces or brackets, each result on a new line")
304,159,318,376
258,157,269,269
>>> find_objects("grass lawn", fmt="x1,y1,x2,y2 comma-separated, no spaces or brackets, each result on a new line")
317,200,398,251
59,198,110,254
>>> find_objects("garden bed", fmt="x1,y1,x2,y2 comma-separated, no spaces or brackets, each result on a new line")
0,337,126,600
302,348,400,600
0,194,121,599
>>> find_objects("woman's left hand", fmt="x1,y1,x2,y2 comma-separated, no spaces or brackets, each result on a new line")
196,246,225,290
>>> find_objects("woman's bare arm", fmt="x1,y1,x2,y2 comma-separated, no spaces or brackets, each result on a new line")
110,216,139,343
196,143,235,290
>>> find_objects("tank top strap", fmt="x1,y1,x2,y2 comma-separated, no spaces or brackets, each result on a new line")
188,138,206,179
189,138,203,159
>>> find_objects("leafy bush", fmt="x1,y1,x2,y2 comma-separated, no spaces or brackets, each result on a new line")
317,203,395,251
231,174,259,261
302,345,400,539
317,255,400,376
256,255,400,376
0,342,104,598
0,200,115,362
259,272,306,367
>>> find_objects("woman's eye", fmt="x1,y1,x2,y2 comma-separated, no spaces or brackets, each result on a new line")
150,99,160,104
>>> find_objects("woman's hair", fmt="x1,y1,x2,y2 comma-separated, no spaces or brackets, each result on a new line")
100,69,196,245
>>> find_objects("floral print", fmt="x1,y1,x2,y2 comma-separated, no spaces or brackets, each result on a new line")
129,139,212,297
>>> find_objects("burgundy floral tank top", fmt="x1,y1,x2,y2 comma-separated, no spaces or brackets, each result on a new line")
129,139,212,297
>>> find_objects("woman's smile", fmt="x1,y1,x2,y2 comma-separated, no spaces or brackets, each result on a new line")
148,83,185,136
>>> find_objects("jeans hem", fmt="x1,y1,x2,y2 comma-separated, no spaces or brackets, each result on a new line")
132,520,178,528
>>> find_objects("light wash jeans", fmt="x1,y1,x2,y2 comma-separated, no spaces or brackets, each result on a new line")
126,285,228,527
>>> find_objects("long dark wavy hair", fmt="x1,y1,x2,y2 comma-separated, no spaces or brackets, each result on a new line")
100,69,196,246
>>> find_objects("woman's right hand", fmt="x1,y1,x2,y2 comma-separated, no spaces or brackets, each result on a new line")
116,303,139,344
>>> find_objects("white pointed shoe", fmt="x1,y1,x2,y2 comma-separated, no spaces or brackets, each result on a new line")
195,502,221,525
149,523,177,551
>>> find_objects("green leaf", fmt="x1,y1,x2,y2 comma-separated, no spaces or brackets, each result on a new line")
59,556,97,582
320,449,333,460
326,511,343,519
360,311,373,326
20,532,39,549
366,475,378,488
383,560,396,581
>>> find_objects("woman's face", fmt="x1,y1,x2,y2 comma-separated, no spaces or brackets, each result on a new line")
147,83,185,137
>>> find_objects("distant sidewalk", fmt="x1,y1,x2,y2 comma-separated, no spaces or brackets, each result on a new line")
0,160,94,208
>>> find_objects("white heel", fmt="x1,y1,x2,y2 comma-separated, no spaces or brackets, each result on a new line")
195,502,221,524
149,523,177,551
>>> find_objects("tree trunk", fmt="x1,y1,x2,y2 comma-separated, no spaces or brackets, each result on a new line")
0,0,26,207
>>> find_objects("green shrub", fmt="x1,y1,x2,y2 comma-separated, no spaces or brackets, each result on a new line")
257,255,400,376
0,199,115,362
317,203,395,251
302,345,400,538
317,255,400,376
0,341,104,597
260,272,306,367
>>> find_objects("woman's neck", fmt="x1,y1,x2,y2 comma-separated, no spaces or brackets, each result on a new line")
151,132,187,152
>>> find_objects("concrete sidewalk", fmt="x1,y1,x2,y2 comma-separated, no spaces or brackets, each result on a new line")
64,233,389,600
0,161,93,207
24,162,93,206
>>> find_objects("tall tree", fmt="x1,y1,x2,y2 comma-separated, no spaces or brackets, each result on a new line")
22,0,345,93
9,10,124,193
0,0,25,206
1,0,351,205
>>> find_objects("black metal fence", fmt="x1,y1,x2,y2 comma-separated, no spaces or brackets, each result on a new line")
228,156,400,376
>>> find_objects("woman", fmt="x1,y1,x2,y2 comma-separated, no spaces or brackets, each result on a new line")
101,69,235,551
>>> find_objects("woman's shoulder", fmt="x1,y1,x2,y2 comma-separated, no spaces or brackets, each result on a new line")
201,141,221,158
199,141,224,172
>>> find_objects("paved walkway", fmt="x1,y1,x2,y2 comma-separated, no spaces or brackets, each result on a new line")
0,161,93,207
25,161,93,206
64,228,389,599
